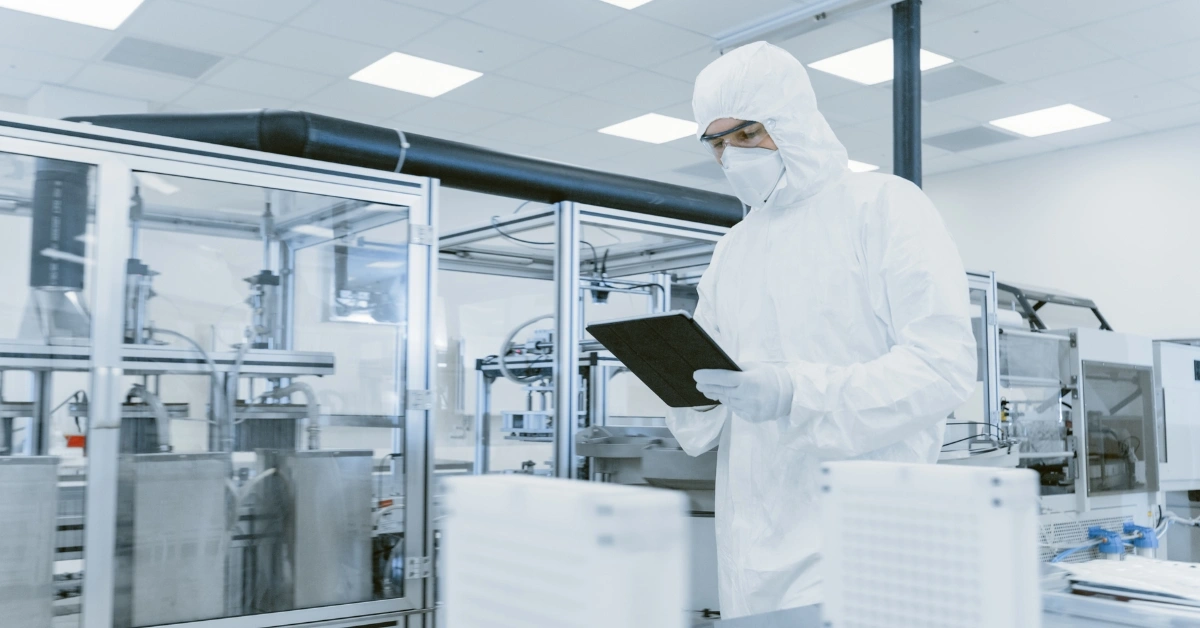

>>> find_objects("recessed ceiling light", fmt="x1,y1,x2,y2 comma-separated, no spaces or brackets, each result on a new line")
351,52,482,98
808,39,953,86
598,0,655,8
848,160,879,173
599,113,698,144
134,172,180,196
988,104,1110,137
0,0,145,29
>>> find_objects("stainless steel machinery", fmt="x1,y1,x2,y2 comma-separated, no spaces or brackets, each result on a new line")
0,112,436,628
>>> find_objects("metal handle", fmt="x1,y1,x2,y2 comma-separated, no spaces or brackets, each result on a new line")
1162,388,1169,464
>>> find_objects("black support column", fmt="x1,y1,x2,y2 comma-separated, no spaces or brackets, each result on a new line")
892,0,922,186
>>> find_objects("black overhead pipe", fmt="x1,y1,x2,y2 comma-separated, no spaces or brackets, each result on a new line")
65,110,745,228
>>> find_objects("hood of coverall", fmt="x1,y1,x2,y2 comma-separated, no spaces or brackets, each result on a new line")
693,41,849,208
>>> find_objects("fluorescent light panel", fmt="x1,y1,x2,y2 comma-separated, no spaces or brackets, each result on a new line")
599,113,698,144
351,52,482,98
598,0,654,8
988,104,1110,138
0,0,145,29
808,39,952,85
848,160,879,173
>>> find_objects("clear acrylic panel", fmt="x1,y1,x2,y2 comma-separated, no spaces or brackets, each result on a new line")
1001,331,1075,495
1082,362,1158,496
112,171,410,627
0,150,98,628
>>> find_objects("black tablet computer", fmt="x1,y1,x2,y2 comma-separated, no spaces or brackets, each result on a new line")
587,311,741,408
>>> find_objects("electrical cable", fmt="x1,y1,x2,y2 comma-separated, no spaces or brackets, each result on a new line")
1051,542,1100,563
150,327,224,428
489,216,601,270
498,314,555,385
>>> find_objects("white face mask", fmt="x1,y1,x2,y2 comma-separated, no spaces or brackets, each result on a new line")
721,146,785,208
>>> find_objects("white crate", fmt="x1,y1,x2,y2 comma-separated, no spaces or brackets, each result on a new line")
442,475,689,628
821,461,1041,628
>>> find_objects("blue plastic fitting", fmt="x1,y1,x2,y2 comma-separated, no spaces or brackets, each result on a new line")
1088,526,1125,556
1123,522,1159,549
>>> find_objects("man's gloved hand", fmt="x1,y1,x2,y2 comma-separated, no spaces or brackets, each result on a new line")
694,363,794,420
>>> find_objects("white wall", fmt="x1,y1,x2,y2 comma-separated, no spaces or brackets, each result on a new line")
925,123,1200,339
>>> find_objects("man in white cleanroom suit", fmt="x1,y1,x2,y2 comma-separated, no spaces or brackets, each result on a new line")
665,41,978,618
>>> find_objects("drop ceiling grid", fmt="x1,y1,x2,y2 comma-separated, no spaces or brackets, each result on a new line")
0,0,1194,179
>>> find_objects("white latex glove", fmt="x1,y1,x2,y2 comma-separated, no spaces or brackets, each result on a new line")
694,363,794,420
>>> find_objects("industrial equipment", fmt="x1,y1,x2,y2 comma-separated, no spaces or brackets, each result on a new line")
0,112,435,628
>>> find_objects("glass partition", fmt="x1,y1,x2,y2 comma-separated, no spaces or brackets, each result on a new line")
1001,330,1075,495
110,171,413,626
1082,361,1158,496
0,149,99,628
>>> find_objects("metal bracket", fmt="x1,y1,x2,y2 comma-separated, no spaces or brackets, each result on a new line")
408,224,435,246
407,389,433,412
405,556,432,579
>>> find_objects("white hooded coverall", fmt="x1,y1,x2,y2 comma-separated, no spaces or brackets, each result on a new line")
666,42,978,618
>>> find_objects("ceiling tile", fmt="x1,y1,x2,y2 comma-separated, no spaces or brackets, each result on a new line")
960,33,1114,83
291,0,445,49
1079,81,1200,119
563,13,709,67
585,71,693,111
1006,0,1170,28
1024,59,1165,103
957,136,1054,163
0,76,39,98
923,4,1056,59
441,75,569,115
173,84,293,110
0,46,83,83
526,95,642,130
121,0,276,55
542,132,642,162
780,20,891,64
926,84,1057,124
1036,120,1142,149
924,126,1017,152
920,0,1000,24
460,0,622,43
1124,103,1200,132
180,0,316,21
816,86,892,126
394,99,511,134
303,80,426,118
923,153,982,176
205,59,336,100
244,28,390,77
387,0,485,15
639,0,798,38
497,47,636,93
1072,1,1198,56
0,10,116,59
1130,39,1200,80
104,38,223,79
473,116,586,148
807,69,864,101
651,47,720,82
399,19,547,72
920,66,1003,101
70,65,195,102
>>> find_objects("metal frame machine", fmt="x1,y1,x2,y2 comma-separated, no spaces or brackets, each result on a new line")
0,113,437,628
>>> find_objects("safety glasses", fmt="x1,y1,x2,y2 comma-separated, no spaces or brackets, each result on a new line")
699,120,770,160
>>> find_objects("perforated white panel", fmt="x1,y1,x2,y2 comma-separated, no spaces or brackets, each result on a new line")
823,462,1042,628
1039,516,1132,563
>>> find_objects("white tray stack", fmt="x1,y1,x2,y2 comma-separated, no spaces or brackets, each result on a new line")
442,475,689,628
821,461,1041,628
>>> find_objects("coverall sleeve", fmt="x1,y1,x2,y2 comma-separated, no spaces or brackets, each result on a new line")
784,179,977,459
664,246,729,457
